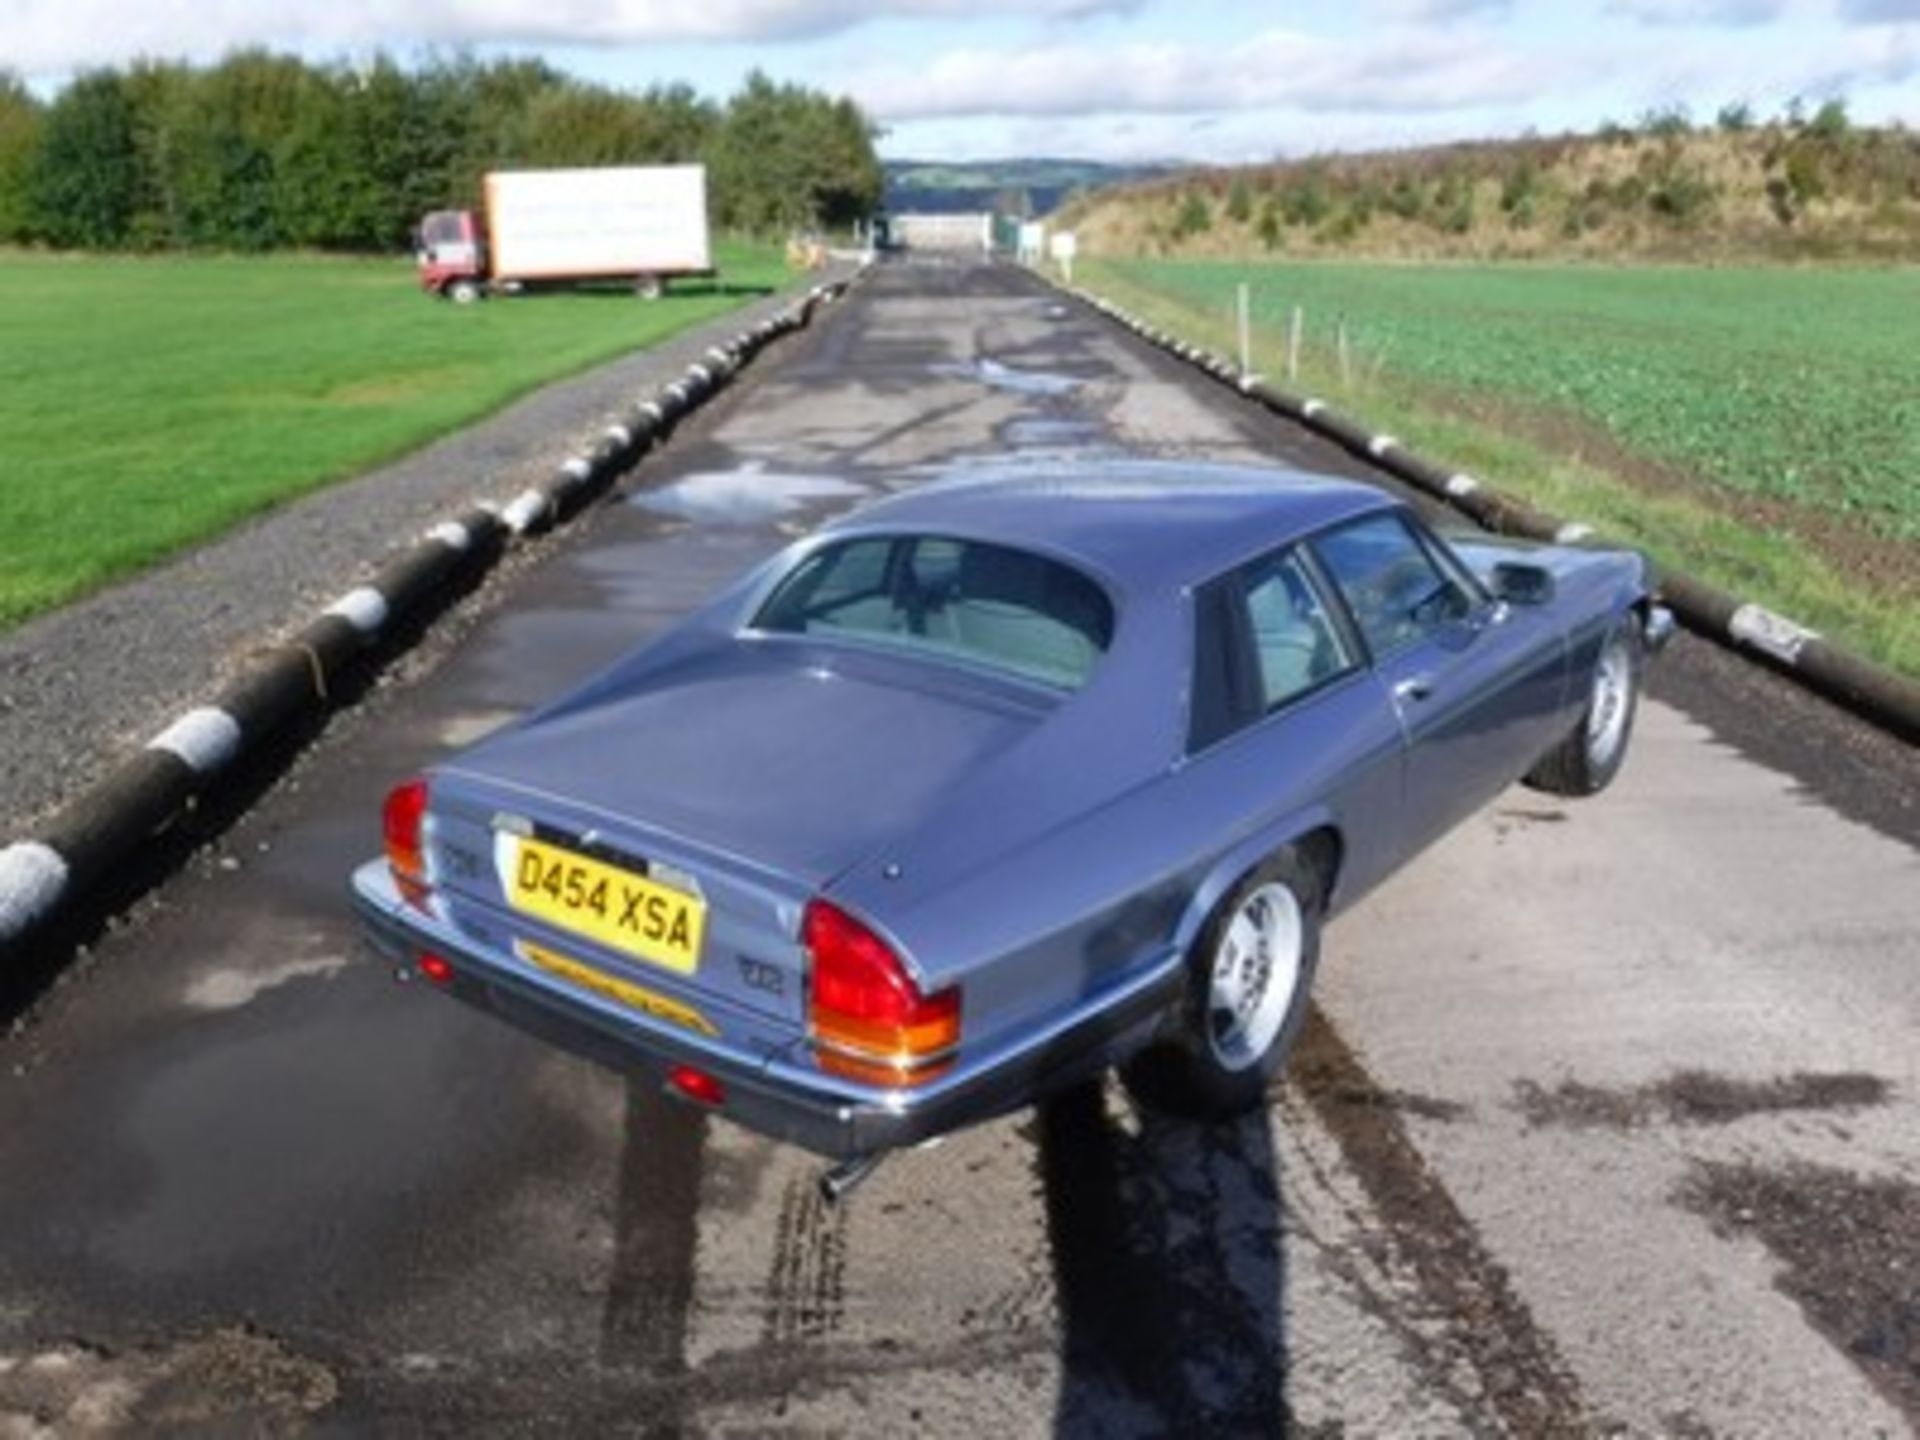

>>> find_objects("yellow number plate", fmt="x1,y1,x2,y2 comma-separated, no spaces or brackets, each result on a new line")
500,835,706,974
515,941,717,1037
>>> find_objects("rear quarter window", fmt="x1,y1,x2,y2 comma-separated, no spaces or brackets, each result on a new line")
1188,545,1356,754
753,535,1115,690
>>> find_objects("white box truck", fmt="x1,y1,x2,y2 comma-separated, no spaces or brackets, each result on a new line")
416,165,713,302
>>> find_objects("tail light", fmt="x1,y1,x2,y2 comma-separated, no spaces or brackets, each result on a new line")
383,777,430,906
804,899,959,1086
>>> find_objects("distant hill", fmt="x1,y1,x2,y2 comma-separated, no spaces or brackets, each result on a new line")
1056,111,1920,262
883,158,1175,218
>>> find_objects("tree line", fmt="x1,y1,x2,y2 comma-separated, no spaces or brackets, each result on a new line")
0,53,884,252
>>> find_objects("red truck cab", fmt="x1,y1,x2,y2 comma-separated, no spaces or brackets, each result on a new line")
416,210,485,303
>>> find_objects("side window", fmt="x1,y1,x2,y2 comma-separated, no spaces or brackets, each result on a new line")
1312,513,1471,659
1242,550,1353,708
1188,578,1257,753
1188,548,1354,754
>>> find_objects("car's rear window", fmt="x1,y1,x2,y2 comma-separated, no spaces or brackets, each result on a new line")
752,535,1114,689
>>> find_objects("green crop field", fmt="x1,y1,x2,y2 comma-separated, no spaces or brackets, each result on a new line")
0,244,788,629
1080,256,1920,679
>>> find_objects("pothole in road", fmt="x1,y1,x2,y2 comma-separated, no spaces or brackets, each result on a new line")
1680,1159,1920,1424
1513,1070,1891,1131
631,462,866,524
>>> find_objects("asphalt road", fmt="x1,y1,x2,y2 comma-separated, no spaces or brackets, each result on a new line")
2,260,1916,1437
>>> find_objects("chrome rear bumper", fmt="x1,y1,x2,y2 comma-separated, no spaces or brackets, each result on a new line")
350,860,1180,1159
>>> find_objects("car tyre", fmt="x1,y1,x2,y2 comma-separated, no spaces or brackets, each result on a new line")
446,278,481,305
634,273,664,300
1124,848,1322,1120
1524,614,1644,798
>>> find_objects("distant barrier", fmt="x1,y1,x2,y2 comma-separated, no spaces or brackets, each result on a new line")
0,277,860,967
1062,283,1920,748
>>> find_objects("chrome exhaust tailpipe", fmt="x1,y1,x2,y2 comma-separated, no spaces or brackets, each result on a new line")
819,1152,884,1205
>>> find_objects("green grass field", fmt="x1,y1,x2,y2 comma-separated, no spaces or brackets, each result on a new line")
0,244,788,629
1081,256,1920,679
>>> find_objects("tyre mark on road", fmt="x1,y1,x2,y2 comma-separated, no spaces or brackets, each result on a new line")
1291,1005,1591,1435
761,1171,848,1343
600,1080,707,1383
1275,1082,1492,1422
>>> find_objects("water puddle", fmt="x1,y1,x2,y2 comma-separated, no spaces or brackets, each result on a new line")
930,357,1081,397
183,952,349,1013
436,708,521,748
632,462,866,524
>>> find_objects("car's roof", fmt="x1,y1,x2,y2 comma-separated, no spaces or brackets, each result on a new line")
824,459,1393,593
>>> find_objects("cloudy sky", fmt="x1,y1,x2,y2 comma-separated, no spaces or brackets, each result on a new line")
7,0,1918,162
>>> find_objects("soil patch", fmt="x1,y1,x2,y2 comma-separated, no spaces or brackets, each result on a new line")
1515,1070,1890,1131
0,1327,336,1435
1681,1159,1920,1423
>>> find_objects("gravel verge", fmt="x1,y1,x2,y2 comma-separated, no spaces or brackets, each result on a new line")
0,286,816,833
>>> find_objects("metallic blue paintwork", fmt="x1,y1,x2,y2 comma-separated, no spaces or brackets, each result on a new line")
352,460,1657,1156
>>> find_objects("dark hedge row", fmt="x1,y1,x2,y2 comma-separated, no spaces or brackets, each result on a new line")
0,53,882,252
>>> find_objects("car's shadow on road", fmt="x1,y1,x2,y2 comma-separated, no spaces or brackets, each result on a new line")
1035,1079,1291,1436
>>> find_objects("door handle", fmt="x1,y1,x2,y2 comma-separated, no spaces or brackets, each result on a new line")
1393,676,1433,704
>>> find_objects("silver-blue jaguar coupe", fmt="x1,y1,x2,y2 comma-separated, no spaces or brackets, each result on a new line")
353,461,1670,1187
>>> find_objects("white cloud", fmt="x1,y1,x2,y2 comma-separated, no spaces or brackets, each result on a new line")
847,26,1550,121
1604,0,1787,24
1622,18,1920,99
1,0,1145,73
1840,0,1920,19
1367,0,1513,20
947,106,1507,165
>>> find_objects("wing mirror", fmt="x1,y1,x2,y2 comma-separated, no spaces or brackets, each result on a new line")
1489,561,1556,607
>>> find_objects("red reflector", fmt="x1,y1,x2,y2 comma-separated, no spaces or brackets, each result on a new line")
667,1064,725,1108
418,953,454,986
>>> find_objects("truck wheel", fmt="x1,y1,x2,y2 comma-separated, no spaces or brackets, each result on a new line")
634,274,664,301
446,279,481,305
1524,615,1643,797
1123,848,1322,1120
